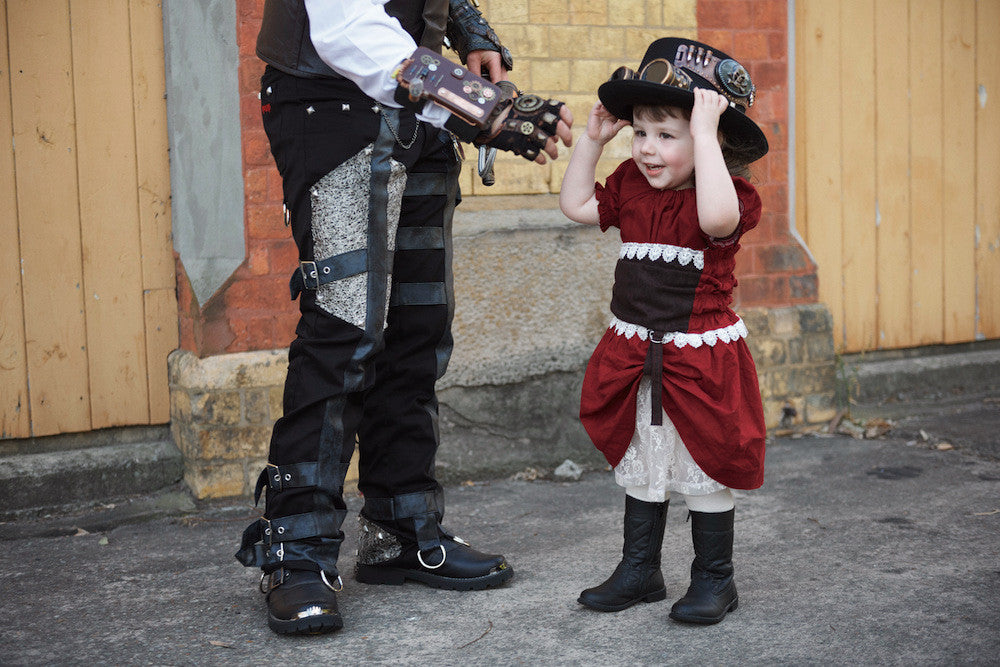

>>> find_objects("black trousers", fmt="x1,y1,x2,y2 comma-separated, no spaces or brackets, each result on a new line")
237,67,461,576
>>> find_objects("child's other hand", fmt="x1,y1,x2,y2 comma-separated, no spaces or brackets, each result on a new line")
586,102,629,145
690,88,728,141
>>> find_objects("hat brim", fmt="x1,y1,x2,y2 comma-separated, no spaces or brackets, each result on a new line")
598,79,769,163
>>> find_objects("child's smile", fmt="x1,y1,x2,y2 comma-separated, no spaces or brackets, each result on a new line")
631,112,696,191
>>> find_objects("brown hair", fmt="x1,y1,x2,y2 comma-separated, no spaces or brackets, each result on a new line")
633,104,753,180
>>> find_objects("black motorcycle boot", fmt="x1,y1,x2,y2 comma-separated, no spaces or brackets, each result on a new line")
578,495,669,612
354,491,513,591
263,567,344,635
669,508,738,624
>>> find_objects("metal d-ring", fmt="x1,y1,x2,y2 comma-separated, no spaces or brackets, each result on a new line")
259,572,270,594
320,571,344,592
417,545,447,570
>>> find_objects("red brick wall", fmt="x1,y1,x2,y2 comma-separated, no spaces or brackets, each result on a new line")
699,0,818,308
177,0,816,356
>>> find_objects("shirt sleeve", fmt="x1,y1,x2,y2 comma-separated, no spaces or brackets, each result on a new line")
304,0,451,128
595,161,630,232
706,176,762,247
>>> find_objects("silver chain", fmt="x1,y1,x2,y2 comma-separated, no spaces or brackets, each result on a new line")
375,104,419,149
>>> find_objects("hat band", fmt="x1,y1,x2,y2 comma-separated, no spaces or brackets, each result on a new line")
673,43,755,109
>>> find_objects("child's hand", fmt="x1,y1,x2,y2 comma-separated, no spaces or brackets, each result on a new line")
689,88,728,141
586,102,629,145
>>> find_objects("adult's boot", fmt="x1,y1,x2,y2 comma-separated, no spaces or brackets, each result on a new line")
353,491,513,591
578,495,669,611
669,508,738,624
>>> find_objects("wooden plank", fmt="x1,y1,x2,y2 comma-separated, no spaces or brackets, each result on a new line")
130,0,178,423
799,0,845,347
977,0,1000,339
794,0,809,243
8,0,92,435
838,0,878,352
71,0,149,427
129,0,176,292
0,2,31,438
143,289,178,424
907,0,944,346
874,0,912,349
941,0,977,344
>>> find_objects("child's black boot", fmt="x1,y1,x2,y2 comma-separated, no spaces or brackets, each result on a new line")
578,495,668,611
669,507,738,624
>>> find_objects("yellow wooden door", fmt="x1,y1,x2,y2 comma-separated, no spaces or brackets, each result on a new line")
0,0,177,439
795,0,1000,352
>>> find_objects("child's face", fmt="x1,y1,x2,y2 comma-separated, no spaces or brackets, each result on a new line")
630,108,695,191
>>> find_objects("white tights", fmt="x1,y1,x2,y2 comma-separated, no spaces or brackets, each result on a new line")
625,486,735,513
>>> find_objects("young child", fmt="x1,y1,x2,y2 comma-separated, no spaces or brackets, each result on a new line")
559,37,769,625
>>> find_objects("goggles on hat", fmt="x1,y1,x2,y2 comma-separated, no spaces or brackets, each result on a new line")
608,43,756,111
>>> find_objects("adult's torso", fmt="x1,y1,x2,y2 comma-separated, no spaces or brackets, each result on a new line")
256,0,448,78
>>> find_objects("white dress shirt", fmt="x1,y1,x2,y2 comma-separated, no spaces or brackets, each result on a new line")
304,0,451,127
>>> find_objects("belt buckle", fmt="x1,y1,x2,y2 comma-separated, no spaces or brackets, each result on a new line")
299,260,318,288
265,462,282,492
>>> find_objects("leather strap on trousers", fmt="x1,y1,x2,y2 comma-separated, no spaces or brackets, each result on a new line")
362,488,446,556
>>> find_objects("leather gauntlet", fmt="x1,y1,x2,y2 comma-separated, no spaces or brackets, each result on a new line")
477,89,566,162
445,0,513,72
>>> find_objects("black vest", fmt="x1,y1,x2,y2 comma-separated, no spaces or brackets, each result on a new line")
256,0,448,78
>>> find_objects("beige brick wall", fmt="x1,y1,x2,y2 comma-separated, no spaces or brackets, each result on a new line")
458,0,698,197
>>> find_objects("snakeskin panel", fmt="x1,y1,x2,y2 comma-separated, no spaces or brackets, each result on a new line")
310,145,407,328
356,515,403,565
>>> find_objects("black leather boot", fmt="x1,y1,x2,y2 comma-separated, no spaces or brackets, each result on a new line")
669,508,738,624
263,567,344,635
578,495,669,611
353,492,513,591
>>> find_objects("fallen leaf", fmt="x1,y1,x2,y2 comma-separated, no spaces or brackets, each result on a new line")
73,527,90,537
209,641,235,649
935,442,954,451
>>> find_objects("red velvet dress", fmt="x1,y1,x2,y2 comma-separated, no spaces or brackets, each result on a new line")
580,160,766,490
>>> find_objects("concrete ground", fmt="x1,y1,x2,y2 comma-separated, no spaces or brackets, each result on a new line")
2,396,999,666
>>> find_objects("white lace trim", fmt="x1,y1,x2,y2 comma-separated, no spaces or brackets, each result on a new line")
614,377,725,498
620,242,705,270
609,316,748,347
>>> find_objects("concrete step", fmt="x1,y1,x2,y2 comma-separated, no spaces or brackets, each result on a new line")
840,342,1000,413
0,427,184,520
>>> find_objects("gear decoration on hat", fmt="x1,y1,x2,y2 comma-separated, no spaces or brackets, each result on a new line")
716,59,755,106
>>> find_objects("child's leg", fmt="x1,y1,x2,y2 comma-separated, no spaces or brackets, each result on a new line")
680,488,734,513
670,488,738,624
577,490,669,612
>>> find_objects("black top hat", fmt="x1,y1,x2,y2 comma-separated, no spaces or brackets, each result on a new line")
598,37,768,163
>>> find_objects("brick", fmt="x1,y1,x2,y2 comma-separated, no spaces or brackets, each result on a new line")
798,304,833,334
748,337,787,368
739,307,771,336
246,202,285,240
244,167,268,204
760,244,809,273
696,29,735,53
789,273,819,301
246,242,269,276
804,393,838,424
244,129,273,168
662,0,697,27
243,388,270,424
531,59,571,92
269,386,285,421
191,391,243,427
751,0,786,30
785,336,805,364
486,0,528,22
530,0,571,24
199,425,271,460
734,31,770,61
804,332,835,362
569,0,607,25
185,462,247,499
698,2,754,31
608,0,653,26
268,239,299,275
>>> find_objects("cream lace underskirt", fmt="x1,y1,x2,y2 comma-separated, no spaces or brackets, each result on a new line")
614,376,725,501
